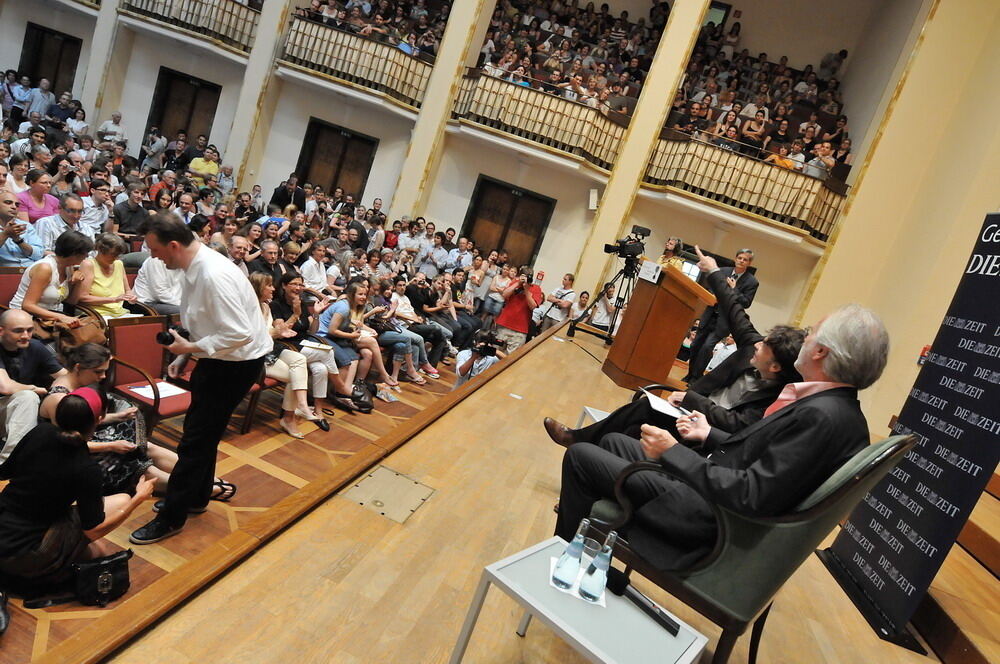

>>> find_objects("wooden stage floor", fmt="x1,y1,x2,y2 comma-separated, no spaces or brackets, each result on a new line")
89,333,941,664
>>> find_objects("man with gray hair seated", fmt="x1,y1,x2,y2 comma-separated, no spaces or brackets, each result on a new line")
554,298,889,571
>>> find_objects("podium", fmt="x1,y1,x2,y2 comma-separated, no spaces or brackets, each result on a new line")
602,266,716,391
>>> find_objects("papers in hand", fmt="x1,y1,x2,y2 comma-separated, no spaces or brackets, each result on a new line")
300,340,332,351
127,380,188,399
641,388,688,419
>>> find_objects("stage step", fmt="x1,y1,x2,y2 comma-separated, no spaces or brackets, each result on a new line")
913,489,1000,664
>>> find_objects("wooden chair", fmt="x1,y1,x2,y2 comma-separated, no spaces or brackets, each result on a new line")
0,266,27,308
587,435,917,664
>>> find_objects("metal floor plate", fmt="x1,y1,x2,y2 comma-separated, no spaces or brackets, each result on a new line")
341,465,435,523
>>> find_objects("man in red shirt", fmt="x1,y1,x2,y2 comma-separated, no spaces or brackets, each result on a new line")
494,265,542,352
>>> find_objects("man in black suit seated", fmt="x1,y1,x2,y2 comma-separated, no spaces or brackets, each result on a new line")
684,248,759,383
544,246,803,445
553,295,889,571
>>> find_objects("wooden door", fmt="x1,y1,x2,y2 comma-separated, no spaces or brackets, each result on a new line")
18,23,82,95
294,119,378,200
146,68,222,141
461,177,555,267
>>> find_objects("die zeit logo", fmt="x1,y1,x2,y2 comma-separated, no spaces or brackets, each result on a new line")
966,223,1000,275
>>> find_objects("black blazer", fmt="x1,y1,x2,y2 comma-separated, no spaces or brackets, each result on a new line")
699,267,759,336
627,387,869,571
683,269,784,433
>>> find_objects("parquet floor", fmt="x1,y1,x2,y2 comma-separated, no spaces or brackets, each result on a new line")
104,334,940,664
0,360,460,663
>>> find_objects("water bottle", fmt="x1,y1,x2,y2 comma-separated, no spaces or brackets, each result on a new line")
552,518,590,589
579,531,617,602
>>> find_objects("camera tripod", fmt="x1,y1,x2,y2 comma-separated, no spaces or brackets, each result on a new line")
568,255,640,345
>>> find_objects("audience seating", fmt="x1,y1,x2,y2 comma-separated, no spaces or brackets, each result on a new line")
0,267,27,308
585,435,916,664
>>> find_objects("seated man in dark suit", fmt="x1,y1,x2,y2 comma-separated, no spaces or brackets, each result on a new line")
248,240,296,285
544,246,803,445
554,301,889,570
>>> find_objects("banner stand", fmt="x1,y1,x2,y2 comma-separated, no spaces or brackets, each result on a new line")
816,549,927,655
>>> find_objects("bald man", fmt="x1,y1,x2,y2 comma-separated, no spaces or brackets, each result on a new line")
0,309,67,473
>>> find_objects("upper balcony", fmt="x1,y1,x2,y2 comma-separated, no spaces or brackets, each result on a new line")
120,0,259,54
280,14,433,110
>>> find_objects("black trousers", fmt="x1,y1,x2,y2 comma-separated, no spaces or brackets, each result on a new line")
555,434,673,541
685,309,727,382
575,396,680,442
159,356,264,527
409,323,446,366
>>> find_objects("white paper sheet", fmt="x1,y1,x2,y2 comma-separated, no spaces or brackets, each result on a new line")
300,340,333,351
641,389,688,419
127,381,188,399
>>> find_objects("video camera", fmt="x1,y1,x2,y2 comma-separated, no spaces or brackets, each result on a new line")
603,225,651,259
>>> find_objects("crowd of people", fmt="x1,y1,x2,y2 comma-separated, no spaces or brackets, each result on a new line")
296,0,453,59
670,21,854,180
479,0,671,115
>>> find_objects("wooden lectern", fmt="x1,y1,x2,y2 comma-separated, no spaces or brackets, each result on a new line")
602,266,716,391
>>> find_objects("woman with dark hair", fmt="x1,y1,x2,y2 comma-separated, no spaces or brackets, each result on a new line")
151,187,175,215
47,155,84,200
10,230,92,328
66,107,88,138
16,169,59,223
235,222,263,263
6,154,29,194
0,388,155,594
657,237,685,270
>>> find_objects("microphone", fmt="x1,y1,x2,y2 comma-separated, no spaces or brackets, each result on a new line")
606,568,680,636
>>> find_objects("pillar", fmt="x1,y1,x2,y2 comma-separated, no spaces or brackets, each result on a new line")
80,0,123,114
388,0,493,217
573,0,711,294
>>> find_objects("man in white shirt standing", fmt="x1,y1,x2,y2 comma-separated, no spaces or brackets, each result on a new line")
130,215,271,545
539,273,576,332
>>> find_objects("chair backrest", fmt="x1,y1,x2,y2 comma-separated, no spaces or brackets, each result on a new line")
107,316,168,385
679,435,916,623
125,268,138,289
0,267,27,308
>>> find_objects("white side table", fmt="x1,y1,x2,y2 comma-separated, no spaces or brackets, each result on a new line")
450,537,707,664
576,406,610,429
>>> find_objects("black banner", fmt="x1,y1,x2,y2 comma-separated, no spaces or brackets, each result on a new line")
823,213,1000,637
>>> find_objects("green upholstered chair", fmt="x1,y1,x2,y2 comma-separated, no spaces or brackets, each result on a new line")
588,434,916,664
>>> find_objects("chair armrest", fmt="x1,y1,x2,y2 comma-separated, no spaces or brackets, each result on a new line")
127,301,158,317
112,357,161,415
631,384,673,402
71,303,108,330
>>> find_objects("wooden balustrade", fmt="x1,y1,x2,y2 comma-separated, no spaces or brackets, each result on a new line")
281,16,433,109
645,133,847,240
453,72,626,170
121,0,258,53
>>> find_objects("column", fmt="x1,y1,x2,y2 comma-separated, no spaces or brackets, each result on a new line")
80,0,123,113
572,0,711,293
388,0,493,217
227,0,292,182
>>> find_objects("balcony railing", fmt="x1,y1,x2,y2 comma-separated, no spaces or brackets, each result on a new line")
281,16,433,109
452,71,627,171
120,0,259,53
70,0,101,7
645,132,847,240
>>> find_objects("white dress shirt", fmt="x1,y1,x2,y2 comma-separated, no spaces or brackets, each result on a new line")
180,243,272,360
80,196,111,237
134,257,182,306
35,214,91,253
299,256,329,292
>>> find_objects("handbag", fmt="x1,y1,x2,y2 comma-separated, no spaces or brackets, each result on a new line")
57,316,106,350
73,549,133,607
351,379,374,413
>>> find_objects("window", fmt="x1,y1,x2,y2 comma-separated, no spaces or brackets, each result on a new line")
145,67,222,143
461,177,556,267
18,23,82,95
294,119,378,200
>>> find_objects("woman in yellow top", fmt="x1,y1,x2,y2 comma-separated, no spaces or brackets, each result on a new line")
657,236,686,271
78,233,140,319
763,143,797,170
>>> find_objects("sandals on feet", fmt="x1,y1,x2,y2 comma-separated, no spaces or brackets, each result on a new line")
210,480,237,502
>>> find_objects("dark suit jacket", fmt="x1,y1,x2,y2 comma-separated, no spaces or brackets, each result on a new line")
269,185,306,212
699,267,759,337
683,269,784,433
247,258,293,285
628,387,869,571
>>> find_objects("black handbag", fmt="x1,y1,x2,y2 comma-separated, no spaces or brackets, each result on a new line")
22,549,133,609
73,549,133,607
352,380,374,413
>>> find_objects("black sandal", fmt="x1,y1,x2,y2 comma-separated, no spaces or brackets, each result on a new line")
210,480,237,502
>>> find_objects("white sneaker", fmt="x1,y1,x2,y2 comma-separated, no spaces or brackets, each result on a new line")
448,344,459,357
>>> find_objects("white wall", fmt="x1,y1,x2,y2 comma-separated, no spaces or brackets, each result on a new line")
0,0,95,99
250,75,413,203
723,0,876,70
629,195,818,331
113,26,246,157
840,0,929,179
423,131,596,286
